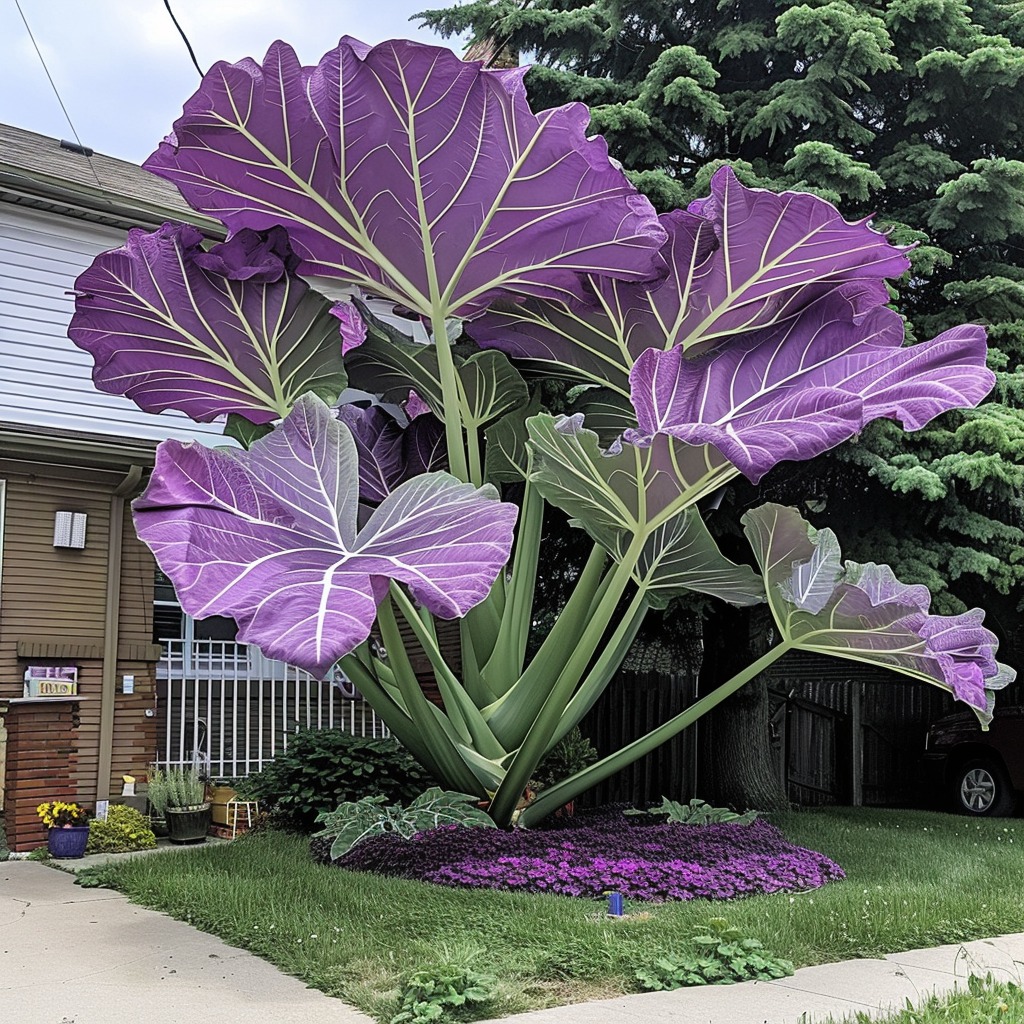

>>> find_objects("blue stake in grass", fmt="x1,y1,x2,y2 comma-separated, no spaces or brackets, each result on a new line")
607,891,624,917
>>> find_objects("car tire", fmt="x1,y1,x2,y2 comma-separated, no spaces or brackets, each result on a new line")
953,757,1017,817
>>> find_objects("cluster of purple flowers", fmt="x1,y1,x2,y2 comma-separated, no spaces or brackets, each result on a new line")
323,812,845,902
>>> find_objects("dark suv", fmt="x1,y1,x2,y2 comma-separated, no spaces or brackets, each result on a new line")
924,707,1024,816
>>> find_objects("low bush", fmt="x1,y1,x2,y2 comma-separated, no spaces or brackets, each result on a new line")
321,808,845,902
86,804,157,854
635,917,793,990
242,728,435,831
391,946,495,1024
313,788,495,860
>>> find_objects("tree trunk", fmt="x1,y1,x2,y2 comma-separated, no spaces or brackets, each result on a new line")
699,603,789,812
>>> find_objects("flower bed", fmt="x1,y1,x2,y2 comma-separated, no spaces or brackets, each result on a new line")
314,810,845,902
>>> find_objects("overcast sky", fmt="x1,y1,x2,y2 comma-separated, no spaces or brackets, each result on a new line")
2,1,466,163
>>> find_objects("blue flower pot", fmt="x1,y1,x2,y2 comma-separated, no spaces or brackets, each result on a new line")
47,826,90,859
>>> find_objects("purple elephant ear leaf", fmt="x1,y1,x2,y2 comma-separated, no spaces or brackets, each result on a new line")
339,404,448,503
134,394,517,678
473,169,909,392
329,301,368,356
338,405,406,504
742,504,1015,726
143,37,667,319
69,223,348,424
626,295,994,483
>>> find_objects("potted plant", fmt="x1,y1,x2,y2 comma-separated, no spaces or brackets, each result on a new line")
148,766,210,844
37,800,91,858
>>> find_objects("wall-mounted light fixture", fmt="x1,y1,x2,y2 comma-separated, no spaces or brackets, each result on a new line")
53,511,87,549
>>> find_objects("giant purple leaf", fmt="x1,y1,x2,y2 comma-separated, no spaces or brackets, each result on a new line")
69,223,348,424
143,37,667,319
743,504,1014,725
471,167,909,394
134,394,516,677
338,404,446,504
625,294,994,482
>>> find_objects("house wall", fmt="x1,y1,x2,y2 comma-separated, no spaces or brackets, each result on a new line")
0,457,160,850
0,203,222,444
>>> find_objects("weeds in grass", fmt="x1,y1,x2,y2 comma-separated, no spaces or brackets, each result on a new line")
390,943,495,1024
823,974,1023,1022
634,917,793,990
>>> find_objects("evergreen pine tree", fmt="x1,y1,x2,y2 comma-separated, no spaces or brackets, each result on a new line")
418,0,1024,806
419,0,1024,639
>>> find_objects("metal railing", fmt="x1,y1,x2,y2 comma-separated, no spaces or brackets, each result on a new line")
156,639,389,778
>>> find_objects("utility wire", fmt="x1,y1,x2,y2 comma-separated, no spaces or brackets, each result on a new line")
13,0,106,192
14,0,88,152
163,0,204,78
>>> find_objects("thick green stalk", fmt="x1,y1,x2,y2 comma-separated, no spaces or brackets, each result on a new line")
429,307,471,483
549,591,650,745
484,544,609,743
337,653,449,782
390,584,507,761
377,595,470,745
482,474,544,689
519,641,794,826
488,535,647,824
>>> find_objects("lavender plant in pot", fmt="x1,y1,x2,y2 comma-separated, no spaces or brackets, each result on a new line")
68,34,1015,827
148,767,210,844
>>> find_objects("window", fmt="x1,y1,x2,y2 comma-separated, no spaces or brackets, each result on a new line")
154,570,247,675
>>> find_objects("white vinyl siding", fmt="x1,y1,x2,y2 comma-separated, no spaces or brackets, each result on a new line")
0,204,223,445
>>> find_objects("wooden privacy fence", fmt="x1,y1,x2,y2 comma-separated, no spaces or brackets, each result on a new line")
579,669,700,808
771,674,956,807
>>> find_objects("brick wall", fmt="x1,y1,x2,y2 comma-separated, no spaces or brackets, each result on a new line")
3,701,81,851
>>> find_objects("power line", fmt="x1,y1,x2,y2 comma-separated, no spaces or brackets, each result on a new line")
14,0,89,152
163,0,204,79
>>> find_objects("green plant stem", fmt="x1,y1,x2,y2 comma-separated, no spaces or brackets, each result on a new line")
389,584,506,761
484,543,608,742
338,654,449,783
482,472,544,689
519,641,794,826
488,534,647,824
430,308,471,483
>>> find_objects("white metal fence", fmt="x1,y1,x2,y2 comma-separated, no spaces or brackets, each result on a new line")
156,639,389,778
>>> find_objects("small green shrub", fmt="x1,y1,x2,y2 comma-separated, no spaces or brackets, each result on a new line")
626,797,759,826
634,918,793,991
391,949,495,1024
26,846,51,862
529,727,599,791
242,728,435,831
86,804,158,854
314,788,495,861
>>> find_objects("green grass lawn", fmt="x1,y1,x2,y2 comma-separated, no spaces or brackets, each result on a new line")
86,807,1024,1022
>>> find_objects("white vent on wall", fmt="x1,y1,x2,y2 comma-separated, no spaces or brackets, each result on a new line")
54,511,87,549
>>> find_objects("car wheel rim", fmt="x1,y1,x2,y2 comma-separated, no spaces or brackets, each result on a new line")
961,768,997,812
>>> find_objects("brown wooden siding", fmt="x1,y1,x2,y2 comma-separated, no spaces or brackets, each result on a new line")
0,458,159,841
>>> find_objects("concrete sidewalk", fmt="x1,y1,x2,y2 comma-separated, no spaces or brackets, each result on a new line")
0,861,374,1024
474,934,1024,1023
2,860,1023,1024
